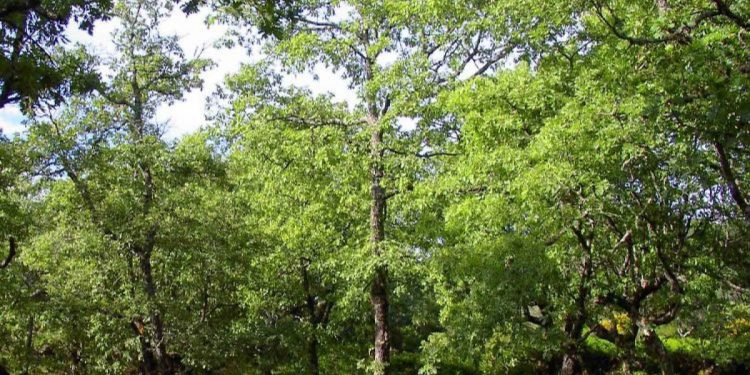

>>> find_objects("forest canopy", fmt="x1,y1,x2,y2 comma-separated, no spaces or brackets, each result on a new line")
1,0,750,374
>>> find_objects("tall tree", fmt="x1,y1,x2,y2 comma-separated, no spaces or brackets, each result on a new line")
24,0,210,372
0,132,25,270
216,2,522,372
212,63,369,373
428,0,750,372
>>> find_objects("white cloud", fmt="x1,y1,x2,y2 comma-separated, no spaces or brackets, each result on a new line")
68,8,252,139
4,7,358,140
0,106,26,136
66,17,119,56
283,64,356,110
156,9,252,138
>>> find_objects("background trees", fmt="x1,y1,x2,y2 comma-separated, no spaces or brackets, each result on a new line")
0,0,111,109
1,0,749,374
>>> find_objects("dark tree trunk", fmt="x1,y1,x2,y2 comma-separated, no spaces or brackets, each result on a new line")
714,142,750,222
308,336,320,375
138,249,170,373
70,344,84,374
371,267,390,375
132,317,158,375
302,261,321,375
358,21,392,374
22,314,34,375
369,120,390,375
618,327,638,374
640,321,674,375
561,226,594,375
1,236,16,269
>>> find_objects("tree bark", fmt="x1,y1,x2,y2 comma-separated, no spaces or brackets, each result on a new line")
639,320,674,375
1,236,16,269
131,317,158,374
561,226,594,375
22,314,34,375
369,116,390,375
70,343,84,374
356,18,391,374
131,69,171,373
308,336,320,375
714,142,750,222
560,353,578,375
137,248,170,374
371,267,390,375
302,260,320,375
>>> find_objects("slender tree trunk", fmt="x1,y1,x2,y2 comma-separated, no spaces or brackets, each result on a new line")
22,314,34,375
302,260,321,375
128,253,158,374
308,336,320,375
369,117,390,375
131,76,171,372
618,330,637,375
138,249,170,373
714,142,750,222
70,342,84,374
357,20,391,374
371,268,390,375
1,236,16,269
132,317,158,374
562,226,594,375
560,315,584,375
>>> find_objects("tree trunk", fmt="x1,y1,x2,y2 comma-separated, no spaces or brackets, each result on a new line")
369,118,390,375
618,335,637,375
70,343,84,374
302,261,320,375
308,336,320,375
639,321,674,375
714,142,750,222
560,353,578,375
371,267,390,375
562,226,594,375
1,236,16,269
22,315,34,375
132,317,158,374
138,250,170,373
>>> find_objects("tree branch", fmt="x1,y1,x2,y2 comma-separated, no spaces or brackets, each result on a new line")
1,237,16,269
714,141,750,222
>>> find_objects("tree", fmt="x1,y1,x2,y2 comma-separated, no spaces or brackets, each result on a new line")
1,0,749,373
22,0,210,372
429,0,750,372
0,131,33,375
0,132,25,270
215,2,524,372
0,0,112,110
212,63,369,373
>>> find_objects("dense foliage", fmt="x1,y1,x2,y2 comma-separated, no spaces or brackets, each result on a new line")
1,0,749,374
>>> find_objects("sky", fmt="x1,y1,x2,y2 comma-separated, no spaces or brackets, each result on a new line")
0,7,356,139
